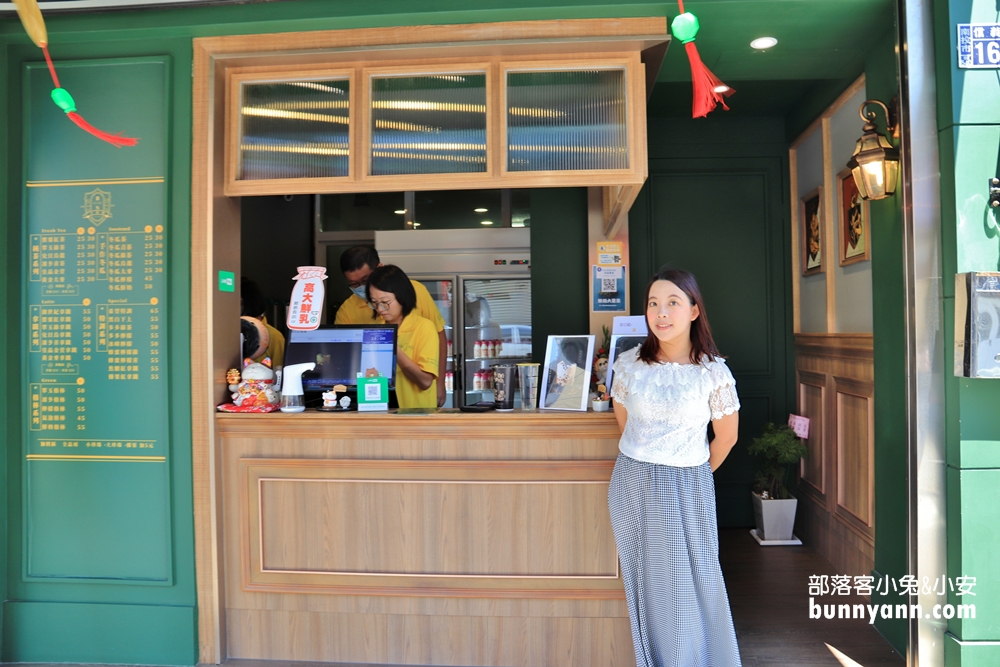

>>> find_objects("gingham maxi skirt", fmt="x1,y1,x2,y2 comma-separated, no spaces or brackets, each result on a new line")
608,453,742,667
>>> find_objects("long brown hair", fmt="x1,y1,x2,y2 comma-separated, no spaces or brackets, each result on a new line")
638,268,722,365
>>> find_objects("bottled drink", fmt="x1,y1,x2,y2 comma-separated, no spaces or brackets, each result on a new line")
474,340,482,358
486,340,495,358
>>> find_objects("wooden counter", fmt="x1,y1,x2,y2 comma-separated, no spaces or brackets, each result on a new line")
214,409,634,666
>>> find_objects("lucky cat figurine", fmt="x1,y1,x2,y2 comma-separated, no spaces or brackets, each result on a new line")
218,357,279,413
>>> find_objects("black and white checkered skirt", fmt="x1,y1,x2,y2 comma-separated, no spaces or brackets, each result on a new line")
608,453,742,667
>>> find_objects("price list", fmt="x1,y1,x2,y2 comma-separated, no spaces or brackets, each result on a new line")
25,184,168,461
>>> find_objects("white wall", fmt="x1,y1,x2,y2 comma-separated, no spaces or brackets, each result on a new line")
829,87,874,333
796,127,827,333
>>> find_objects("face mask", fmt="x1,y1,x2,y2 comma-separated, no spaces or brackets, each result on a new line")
350,285,367,301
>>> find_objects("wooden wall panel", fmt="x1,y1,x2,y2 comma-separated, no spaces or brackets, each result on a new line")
794,334,874,579
216,412,633,666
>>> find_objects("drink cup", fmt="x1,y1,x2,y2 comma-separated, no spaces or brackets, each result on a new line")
492,364,517,411
517,363,540,410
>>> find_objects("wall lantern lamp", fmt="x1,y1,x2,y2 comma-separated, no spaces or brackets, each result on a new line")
846,99,900,201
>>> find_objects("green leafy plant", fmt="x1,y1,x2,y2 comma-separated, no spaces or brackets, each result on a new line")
748,422,807,500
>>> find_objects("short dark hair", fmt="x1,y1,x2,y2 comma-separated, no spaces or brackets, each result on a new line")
340,246,380,274
241,276,267,319
638,268,722,365
366,264,416,317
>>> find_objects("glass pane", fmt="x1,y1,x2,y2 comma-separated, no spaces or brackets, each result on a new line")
506,69,628,172
462,279,531,400
240,79,350,180
370,74,487,175
413,190,501,230
320,192,406,232
324,244,360,320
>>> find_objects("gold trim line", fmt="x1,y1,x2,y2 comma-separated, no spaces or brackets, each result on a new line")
26,178,165,188
27,454,166,462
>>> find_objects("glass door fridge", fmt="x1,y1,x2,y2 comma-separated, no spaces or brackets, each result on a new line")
460,277,531,406
411,276,457,408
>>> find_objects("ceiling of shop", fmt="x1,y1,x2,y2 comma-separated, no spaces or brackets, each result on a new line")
647,0,895,117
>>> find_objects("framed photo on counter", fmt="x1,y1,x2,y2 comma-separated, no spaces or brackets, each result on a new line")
839,169,870,265
606,334,646,395
800,187,823,276
539,335,595,411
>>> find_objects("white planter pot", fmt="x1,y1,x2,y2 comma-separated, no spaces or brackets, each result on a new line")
751,492,798,542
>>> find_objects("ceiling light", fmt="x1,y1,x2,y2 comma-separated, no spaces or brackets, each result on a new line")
474,208,488,213
394,209,406,215
750,37,778,50
713,85,730,94
412,222,421,227
480,220,493,225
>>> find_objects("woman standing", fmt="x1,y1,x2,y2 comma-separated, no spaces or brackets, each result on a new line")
366,264,439,409
609,268,742,667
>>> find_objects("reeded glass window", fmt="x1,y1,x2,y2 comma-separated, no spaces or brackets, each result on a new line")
239,79,350,180
369,73,487,176
506,69,628,172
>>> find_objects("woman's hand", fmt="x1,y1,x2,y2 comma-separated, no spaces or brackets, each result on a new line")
708,411,739,471
397,349,437,391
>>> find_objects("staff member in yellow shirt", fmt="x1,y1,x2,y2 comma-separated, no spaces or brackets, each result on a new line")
335,246,447,406
366,264,439,409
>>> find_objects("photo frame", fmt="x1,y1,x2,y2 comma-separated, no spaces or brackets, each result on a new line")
838,169,871,265
606,334,646,394
539,335,595,411
800,187,823,276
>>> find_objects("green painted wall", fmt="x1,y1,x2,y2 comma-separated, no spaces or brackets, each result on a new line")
934,1,1000,663
629,115,795,527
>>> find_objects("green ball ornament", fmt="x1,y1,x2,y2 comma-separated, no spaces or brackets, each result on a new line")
50,87,77,113
671,12,700,43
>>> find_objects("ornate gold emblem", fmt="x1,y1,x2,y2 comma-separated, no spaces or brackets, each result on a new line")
82,188,113,225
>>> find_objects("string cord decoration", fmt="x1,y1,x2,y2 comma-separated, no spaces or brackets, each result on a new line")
12,0,138,147
672,0,734,119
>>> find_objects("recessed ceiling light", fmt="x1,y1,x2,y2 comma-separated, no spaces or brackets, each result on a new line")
394,209,406,215
713,85,730,94
412,222,421,228
750,37,778,50
474,207,488,213
480,220,494,225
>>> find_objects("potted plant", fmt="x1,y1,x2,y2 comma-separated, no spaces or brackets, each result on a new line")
748,422,807,543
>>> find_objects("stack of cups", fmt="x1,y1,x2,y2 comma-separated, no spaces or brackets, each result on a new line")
516,363,540,410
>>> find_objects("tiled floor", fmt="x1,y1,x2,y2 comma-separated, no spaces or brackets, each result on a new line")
11,528,904,667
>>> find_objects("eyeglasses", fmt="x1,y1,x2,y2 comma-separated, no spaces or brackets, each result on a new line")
368,298,395,312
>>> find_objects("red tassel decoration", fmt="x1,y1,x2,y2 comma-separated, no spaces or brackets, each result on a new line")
673,1,734,119
66,111,139,148
683,41,734,118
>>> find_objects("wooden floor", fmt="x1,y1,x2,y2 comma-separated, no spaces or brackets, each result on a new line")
13,528,903,667
719,528,904,667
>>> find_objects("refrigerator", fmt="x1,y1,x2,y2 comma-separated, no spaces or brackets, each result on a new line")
376,229,531,408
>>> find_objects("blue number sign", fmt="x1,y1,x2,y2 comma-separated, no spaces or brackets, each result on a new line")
958,23,1000,68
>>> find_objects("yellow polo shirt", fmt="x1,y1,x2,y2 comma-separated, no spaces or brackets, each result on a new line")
334,279,446,333
250,317,286,368
394,311,439,408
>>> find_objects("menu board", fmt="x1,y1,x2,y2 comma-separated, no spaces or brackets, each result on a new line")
26,189,167,459
23,58,172,581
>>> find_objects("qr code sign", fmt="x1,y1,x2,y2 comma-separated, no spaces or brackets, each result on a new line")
365,383,382,401
601,278,617,294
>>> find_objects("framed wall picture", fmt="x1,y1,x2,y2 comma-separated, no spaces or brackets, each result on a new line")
839,169,871,265
606,334,646,395
800,187,823,276
539,335,595,411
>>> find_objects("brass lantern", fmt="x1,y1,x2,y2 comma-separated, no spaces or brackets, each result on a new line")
846,99,899,201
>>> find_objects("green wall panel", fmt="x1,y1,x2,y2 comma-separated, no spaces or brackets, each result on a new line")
946,468,1000,641
530,187,590,362
945,633,1000,667
2,600,196,665
934,0,1000,128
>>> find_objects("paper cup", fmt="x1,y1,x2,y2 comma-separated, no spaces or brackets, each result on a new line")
492,364,517,411
517,363,540,410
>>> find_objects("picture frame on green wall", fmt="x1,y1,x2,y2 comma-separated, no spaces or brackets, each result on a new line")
838,168,871,266
800,187,823,276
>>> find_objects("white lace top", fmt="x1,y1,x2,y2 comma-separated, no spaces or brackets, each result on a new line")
611,347,740,467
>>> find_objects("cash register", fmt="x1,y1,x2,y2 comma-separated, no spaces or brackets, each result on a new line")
282,325,397,409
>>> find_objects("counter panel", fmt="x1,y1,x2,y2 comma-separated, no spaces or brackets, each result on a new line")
216,410,635,666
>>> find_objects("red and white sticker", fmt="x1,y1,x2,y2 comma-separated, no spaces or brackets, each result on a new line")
287,266,327,331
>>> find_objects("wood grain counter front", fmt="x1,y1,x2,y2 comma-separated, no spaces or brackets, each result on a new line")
215,409,634,667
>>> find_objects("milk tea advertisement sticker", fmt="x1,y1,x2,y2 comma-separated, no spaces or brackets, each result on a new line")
287,266,327,331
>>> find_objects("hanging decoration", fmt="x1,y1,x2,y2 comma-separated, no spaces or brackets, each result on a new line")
671,1,734,119
12,0,139,147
